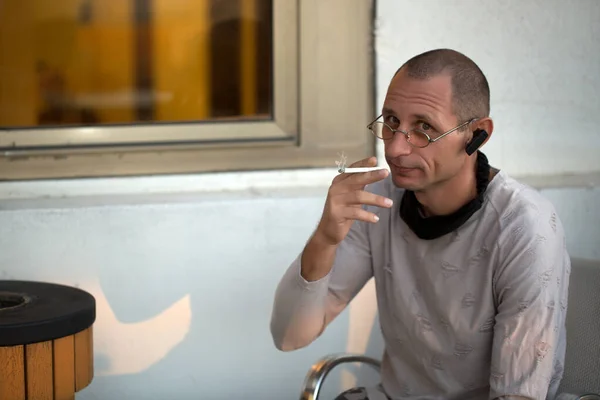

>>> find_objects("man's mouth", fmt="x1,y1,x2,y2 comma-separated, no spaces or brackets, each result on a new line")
389,162,417,173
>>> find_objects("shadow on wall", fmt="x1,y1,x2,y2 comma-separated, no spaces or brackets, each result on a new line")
0,194,385,400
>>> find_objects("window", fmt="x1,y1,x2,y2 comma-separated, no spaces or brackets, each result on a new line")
0,0,375,180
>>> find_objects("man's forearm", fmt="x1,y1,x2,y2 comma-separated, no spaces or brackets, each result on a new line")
271,220,373,351
269,248,333,351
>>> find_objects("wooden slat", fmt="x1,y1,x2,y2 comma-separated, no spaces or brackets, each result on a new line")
74,327,93,391
241,0,258,116
88,327,94,380
0,345,26,400
25,341,54,400
53,335,76,400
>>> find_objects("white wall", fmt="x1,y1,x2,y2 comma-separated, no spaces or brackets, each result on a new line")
375,0,600,177
1,1,599,399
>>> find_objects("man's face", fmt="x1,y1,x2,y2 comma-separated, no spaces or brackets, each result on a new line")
382,70,470,192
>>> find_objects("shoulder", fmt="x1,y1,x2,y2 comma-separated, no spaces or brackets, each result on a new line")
487,173,570,299
486,172,567,269
486,171,561,237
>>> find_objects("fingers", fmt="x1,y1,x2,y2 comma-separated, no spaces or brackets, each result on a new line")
344,168,389,186
333,167,388,187
327,190,393,218
333,156,380,184
340,207,381,223
345,190,393,208
327,157,392,227
348,156,377,169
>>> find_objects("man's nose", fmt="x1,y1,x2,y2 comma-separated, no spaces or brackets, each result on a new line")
384,130,413,157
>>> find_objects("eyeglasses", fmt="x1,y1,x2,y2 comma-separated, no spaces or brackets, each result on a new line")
367,114,476,148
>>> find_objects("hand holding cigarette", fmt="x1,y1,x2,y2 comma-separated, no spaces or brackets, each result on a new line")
312,156,393,246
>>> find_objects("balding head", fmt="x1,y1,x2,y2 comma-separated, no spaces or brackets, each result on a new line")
395,49,490,123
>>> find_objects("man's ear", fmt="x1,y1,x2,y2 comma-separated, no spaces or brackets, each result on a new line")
473,117,494,146
466,129,488,155
465,117,493,155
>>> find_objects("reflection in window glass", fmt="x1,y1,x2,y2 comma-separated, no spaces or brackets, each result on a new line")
0,0,273,127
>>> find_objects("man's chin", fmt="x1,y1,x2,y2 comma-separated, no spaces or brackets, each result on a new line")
391,175,425,191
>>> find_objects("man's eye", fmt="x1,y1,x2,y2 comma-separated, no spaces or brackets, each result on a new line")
419,122,432,131
384,115,399,125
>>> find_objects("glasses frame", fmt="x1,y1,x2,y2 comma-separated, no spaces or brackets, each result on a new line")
367,114,476,148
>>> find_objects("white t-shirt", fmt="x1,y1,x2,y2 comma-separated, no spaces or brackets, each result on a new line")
270,170,570,400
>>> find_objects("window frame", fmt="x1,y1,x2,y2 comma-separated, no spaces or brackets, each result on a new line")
0,0,375,181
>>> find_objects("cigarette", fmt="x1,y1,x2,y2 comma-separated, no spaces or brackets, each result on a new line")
339,166,385,174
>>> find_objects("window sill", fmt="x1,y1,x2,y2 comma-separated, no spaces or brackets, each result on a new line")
1,168,598,211
0,167,338,210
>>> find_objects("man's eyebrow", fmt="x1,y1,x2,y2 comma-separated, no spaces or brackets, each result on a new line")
414,113,436,123
381,109,441,127
382,109,436,121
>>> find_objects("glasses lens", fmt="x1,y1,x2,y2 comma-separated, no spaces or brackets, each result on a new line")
370,122,394,140
407,130,430,148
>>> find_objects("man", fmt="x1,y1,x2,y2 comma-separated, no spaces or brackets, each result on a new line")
270,49,570,400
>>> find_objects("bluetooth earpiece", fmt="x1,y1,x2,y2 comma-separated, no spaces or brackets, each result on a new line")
465,129,488,156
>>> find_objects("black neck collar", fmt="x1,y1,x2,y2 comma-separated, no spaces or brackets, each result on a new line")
399,151,491,240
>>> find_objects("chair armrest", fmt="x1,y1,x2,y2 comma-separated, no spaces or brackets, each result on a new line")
299,353,382,400
557,393,600,400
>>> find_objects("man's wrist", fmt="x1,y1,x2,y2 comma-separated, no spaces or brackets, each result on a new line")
310,229,338,249
300,231,338,282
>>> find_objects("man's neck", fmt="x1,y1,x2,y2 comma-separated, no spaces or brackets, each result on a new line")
415,159,478,217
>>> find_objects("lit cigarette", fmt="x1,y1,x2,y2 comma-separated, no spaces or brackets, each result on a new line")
339,166,385,174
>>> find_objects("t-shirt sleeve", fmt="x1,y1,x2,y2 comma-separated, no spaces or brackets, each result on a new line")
269,193,379,351
489,200,570,399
